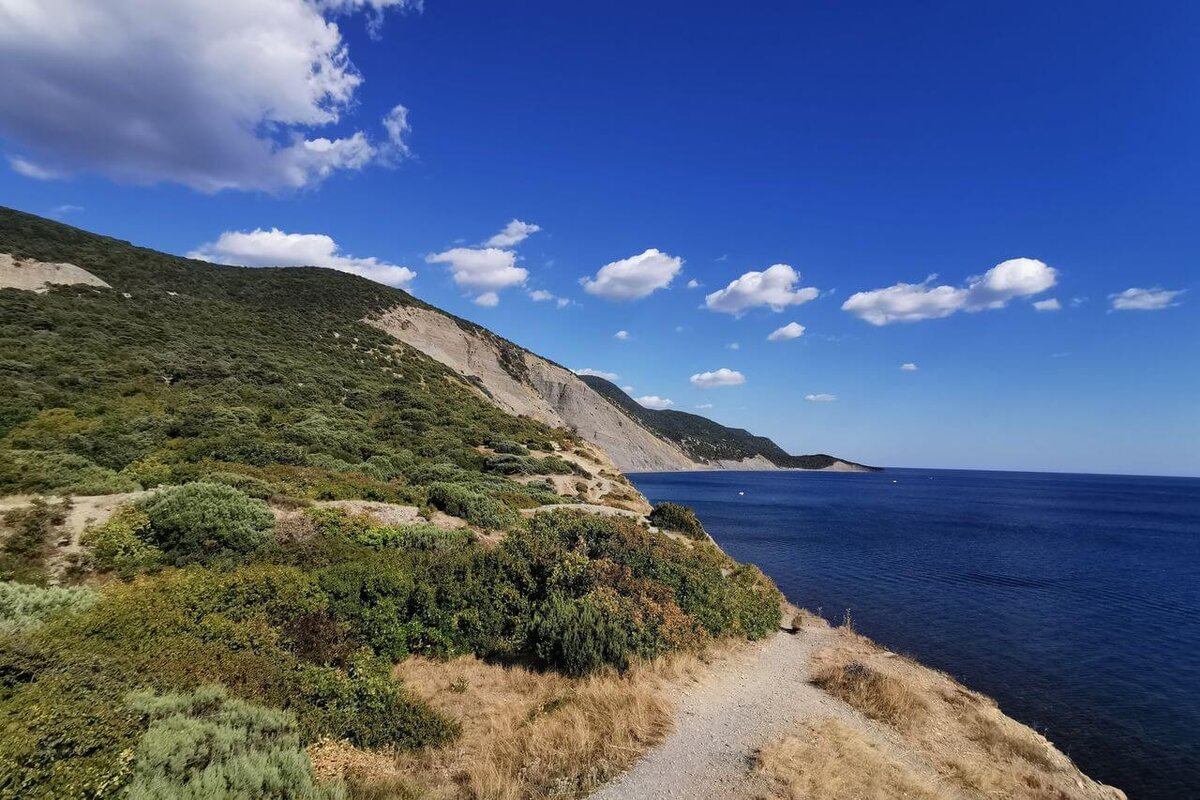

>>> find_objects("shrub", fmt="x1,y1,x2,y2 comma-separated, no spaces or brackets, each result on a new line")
648,502,707,540
426,482,519,530
121,455,173,488
82,506,164,578
0,498,69,584
124,685,344,800
489,440,529,456
0,580,96,636
202,470,276,499
532,593,629,677
137,483,274,564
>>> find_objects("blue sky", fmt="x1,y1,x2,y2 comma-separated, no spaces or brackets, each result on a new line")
1,0,1196,475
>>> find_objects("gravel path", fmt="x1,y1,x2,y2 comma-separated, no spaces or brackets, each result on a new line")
591,624,860,800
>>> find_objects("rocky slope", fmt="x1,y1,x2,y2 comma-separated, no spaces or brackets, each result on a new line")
369,305,874,474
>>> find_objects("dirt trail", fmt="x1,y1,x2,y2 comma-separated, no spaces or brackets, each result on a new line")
590,622,949,800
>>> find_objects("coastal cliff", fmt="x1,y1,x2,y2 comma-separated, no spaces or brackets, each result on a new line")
0,206,1119,799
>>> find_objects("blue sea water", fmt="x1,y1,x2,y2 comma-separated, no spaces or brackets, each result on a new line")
628,468,1200,800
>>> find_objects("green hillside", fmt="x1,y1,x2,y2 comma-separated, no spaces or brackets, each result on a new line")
0,207,782,798
578,374,878,470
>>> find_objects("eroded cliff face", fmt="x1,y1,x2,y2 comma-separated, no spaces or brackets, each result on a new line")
368,304,700,473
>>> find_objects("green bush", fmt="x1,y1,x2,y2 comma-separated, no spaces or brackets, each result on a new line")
488,440,529,456
426,482,519,530
532,592,629,677
124,685,344,800
0,580,96,636
120,455,173,488
647,501,707,540
82,506,165,578
137,483,274,564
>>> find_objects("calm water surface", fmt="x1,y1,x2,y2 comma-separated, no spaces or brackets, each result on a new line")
629,468,1200,800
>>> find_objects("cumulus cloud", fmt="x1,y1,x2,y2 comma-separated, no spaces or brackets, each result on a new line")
690,368,745,388
613,330,630,341
1033,298,1062,311
528,288,570,308
0,0,419,192
900,362,918,371
425,221,544,305
841,258,1057,325
686,279,701,289
767,322,806,342
636,395,674,410
705,264,819,315
426,247,528,302
582,249,682,301
189,228,414,287
1109,287,1185,311
805,393,837,402
621,385,635,393
574,368,618,380
486,220,542,248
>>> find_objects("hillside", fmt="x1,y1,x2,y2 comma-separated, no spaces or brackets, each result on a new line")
579,375,878,471
0,207,1122,800
0,208,789,796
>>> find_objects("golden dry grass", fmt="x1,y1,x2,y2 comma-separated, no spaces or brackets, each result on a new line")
810,658,928,730
753,717,948,800
807,632,1125,800
309,650,716,800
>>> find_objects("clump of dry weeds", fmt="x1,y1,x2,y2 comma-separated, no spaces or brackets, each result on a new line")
807,632,1125,800
753,717,948,800
810,659,928,729
309,650,714,800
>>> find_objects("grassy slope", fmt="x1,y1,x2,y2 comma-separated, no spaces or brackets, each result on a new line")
0,207,785,799
0,205,576,501
579,374,879,470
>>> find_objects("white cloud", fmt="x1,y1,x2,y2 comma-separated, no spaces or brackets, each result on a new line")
9,156,64,180
690,368,745,388
189,228,414,287
621,385,635,393
1033,298,1062,311
574,368,619,380
686,279,701,289
381,104,413,160
705,264,819,315
582,249,682,301
613,330,630,341
0,0,419,192
486,220,542,248
636,395,674,410
694,403,713,409
805,393,837,402
474,291,499,307
528,288,571,308
426,247,528,303
1109,287,1185,311
900,362,918,371
727,342,740,350
49,204,84,218
767,322,806,342
842,258,1057,325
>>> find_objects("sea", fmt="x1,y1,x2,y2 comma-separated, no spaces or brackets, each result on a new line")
628,468,1200,800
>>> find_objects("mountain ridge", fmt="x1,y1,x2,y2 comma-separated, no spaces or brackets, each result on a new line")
578,374,879,472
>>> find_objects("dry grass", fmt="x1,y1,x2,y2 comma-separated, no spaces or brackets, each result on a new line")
753,717,948,800
807,632,1125,800
810,659,928,730
309,650,716,800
